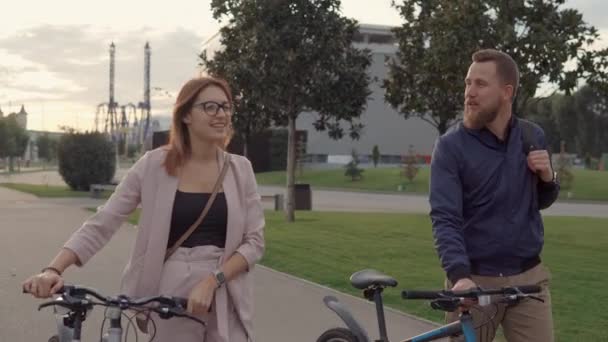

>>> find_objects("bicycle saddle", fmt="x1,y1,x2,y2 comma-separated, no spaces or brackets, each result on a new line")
350,269,398,289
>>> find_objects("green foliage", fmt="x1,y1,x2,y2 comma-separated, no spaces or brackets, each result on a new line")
527,86,608,159
372,145,380,168
556,143,575,191
384,0,608,134
401,145,419,183
204,0,373,221
58,132,116,191
0,115,29,171
36,133,59,162
344,149,364,181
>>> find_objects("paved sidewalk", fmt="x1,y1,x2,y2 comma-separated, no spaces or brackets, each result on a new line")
3,170,608,217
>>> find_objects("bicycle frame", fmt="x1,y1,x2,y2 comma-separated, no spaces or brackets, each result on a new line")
322,294,478,342
401,312,476,342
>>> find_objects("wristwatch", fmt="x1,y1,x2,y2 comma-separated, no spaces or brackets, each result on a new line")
212,270,226,288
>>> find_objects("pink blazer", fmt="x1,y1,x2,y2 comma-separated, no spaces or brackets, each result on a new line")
63,148,265,337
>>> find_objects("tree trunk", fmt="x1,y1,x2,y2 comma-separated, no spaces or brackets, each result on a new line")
286,116,297,222
437,120,448,135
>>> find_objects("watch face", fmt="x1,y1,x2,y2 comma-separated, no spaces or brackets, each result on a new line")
216,271,225,284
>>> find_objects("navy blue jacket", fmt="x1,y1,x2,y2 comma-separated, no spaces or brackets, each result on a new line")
429,117,559,283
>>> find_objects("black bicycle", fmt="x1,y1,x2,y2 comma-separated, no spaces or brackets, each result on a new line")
26,284,205,342
318,269,543,342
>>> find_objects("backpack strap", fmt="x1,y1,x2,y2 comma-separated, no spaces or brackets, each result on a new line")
519,118,538,155
518,118,539,208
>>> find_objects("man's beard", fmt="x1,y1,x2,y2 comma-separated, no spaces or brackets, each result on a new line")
464,101,500,129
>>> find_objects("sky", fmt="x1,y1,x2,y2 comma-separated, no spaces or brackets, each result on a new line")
0,0,606,132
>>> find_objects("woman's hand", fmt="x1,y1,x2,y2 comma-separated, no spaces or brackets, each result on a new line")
22,270,64,298
187,275,218,315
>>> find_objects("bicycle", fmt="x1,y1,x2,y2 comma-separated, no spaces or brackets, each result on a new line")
25,284,205,342
317,269,543,342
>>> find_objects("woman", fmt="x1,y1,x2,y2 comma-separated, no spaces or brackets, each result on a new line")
22,77,265,342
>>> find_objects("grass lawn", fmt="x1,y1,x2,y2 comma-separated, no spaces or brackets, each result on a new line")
0,183,104,198
256,167,608,202
256,167,431,194
105,208,608,341
259,211,606,341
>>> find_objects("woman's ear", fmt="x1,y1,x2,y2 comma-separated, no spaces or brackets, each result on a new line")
182,112,192,125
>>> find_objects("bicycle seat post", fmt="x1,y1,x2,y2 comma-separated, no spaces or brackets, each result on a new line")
372,287,389,342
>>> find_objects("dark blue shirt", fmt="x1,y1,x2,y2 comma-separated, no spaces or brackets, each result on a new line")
429,117,559,283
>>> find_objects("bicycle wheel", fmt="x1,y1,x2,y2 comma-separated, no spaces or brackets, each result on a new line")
316,327,358,342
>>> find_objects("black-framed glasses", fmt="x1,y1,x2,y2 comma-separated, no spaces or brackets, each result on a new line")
192,101,233,116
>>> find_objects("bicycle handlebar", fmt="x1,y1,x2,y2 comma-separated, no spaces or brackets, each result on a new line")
402,285,541,300
32,284,202,326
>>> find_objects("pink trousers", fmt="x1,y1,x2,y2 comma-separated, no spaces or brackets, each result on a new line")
148,246,248,342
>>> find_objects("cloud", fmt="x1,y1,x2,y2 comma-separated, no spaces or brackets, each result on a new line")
0,24,206,130
565,0,608,30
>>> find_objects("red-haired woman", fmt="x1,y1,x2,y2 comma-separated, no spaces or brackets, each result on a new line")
23,77,265,342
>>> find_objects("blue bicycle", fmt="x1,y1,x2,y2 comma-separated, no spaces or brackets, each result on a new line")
317,269,542,342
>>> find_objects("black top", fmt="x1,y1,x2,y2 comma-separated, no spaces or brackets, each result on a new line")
167,190,228,249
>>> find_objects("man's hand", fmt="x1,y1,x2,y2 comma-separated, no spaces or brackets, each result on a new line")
527,150,553,182
451,278,477,311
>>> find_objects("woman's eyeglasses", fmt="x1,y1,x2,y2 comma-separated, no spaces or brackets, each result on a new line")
193,101,233,116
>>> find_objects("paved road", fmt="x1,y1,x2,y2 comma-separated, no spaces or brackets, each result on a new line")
2,170,608,218
0,186,442,341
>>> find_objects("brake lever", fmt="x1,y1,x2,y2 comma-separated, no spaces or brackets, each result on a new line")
172,311,206,327
153,306,206,327
430,298,461,312
527,295,544,303
38,300,73,311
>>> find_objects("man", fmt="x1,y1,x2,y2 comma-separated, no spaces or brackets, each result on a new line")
429,49,559,341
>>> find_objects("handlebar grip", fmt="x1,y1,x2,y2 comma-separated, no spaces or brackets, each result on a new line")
402,290,442,299
514,285,541,294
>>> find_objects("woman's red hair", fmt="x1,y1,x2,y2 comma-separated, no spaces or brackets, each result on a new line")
164,77,233,176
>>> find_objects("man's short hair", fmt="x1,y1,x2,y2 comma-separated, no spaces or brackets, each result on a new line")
472,49,520,99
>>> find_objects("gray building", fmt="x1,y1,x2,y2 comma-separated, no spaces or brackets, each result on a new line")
297,24,438,164
200,24,439,165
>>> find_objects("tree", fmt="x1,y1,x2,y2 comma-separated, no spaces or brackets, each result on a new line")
556,140,574,192
36,133,59,164
345,149,364,181
206,0,372,222
58,132,116,191
372,145,380,168
527,86,608,158
384,0,608,134
401,144,419,183
0,115,29,172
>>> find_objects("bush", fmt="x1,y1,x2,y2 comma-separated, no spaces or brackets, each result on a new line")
372,145,380,167
401,145,419,183
58,132,116,191
345,149,364,181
